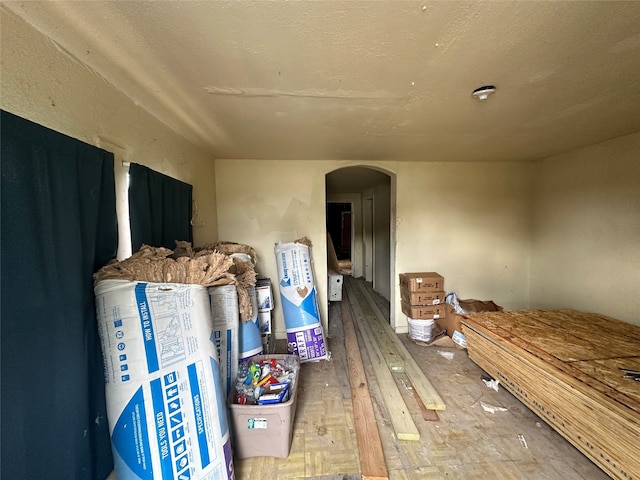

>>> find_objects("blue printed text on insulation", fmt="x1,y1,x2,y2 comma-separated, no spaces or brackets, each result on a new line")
280,252,290,287
281,250,301,287
225,330,232,393
163,370,191,478
188,363,211,469
112,388,153,479
212,329,233,394
135,283,159,373
291,251,300,286
151,378,173,479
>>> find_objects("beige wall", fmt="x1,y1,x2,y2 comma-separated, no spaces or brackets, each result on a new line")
394,161,535,331
530,132,640,325
0,9,218,250
216,160,535,336
214,159,330,336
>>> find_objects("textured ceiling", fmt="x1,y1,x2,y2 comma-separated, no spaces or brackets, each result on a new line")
4,1,640,162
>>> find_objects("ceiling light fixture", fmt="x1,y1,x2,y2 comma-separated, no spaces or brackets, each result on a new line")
471,85,496,101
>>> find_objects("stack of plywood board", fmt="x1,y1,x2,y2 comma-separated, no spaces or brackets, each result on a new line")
462,309,640,480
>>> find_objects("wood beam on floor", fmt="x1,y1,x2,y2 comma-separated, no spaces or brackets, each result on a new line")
340,290,389,480
347,277,446,411
346,283,421,441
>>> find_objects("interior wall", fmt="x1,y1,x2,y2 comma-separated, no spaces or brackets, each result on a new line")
217,159,533,335
394,161,534,331
530,132,640,325
214,159,330,337
0,8,218,248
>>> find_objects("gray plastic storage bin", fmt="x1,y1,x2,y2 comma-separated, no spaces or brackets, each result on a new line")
228,354,300,459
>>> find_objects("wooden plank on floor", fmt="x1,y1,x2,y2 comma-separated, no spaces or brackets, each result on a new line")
347,290,421,441
358,305,405,373
348,283,405,373
409,377,440,422
341,290,389,480
348,278,446,410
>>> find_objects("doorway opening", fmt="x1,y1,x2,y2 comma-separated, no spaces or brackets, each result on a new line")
326,202,353,275
325,166,396,324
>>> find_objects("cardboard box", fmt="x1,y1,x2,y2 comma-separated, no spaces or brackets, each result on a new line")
400,288,444,306
399,272,444,293
458,298,503,313
439,300,503,349
401,301,446,320
228,354,299,459
438,303,465,344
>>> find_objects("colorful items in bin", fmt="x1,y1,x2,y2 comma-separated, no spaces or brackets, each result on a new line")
258,383,289,405
232,357,296,406
249,363,261,385
237,362,250,385
227,353,300,459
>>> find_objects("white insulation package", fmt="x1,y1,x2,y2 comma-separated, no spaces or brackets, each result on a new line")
274,241,330,362
208,285,239,400
95,279,234,480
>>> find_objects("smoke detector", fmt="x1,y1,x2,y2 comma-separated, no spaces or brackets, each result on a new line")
471,85,496,101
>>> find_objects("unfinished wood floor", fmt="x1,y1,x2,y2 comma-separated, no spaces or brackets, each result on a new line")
234,278,609,480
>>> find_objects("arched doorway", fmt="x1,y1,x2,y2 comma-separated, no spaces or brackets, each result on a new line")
325,166,395,313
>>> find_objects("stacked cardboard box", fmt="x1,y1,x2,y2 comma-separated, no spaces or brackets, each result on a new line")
399,272,446,320
400,272,446,342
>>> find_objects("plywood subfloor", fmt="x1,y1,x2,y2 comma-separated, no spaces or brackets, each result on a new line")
234,279,609,480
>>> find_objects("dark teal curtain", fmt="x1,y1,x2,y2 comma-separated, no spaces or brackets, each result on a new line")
1,110,117,479
128,162,193,253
